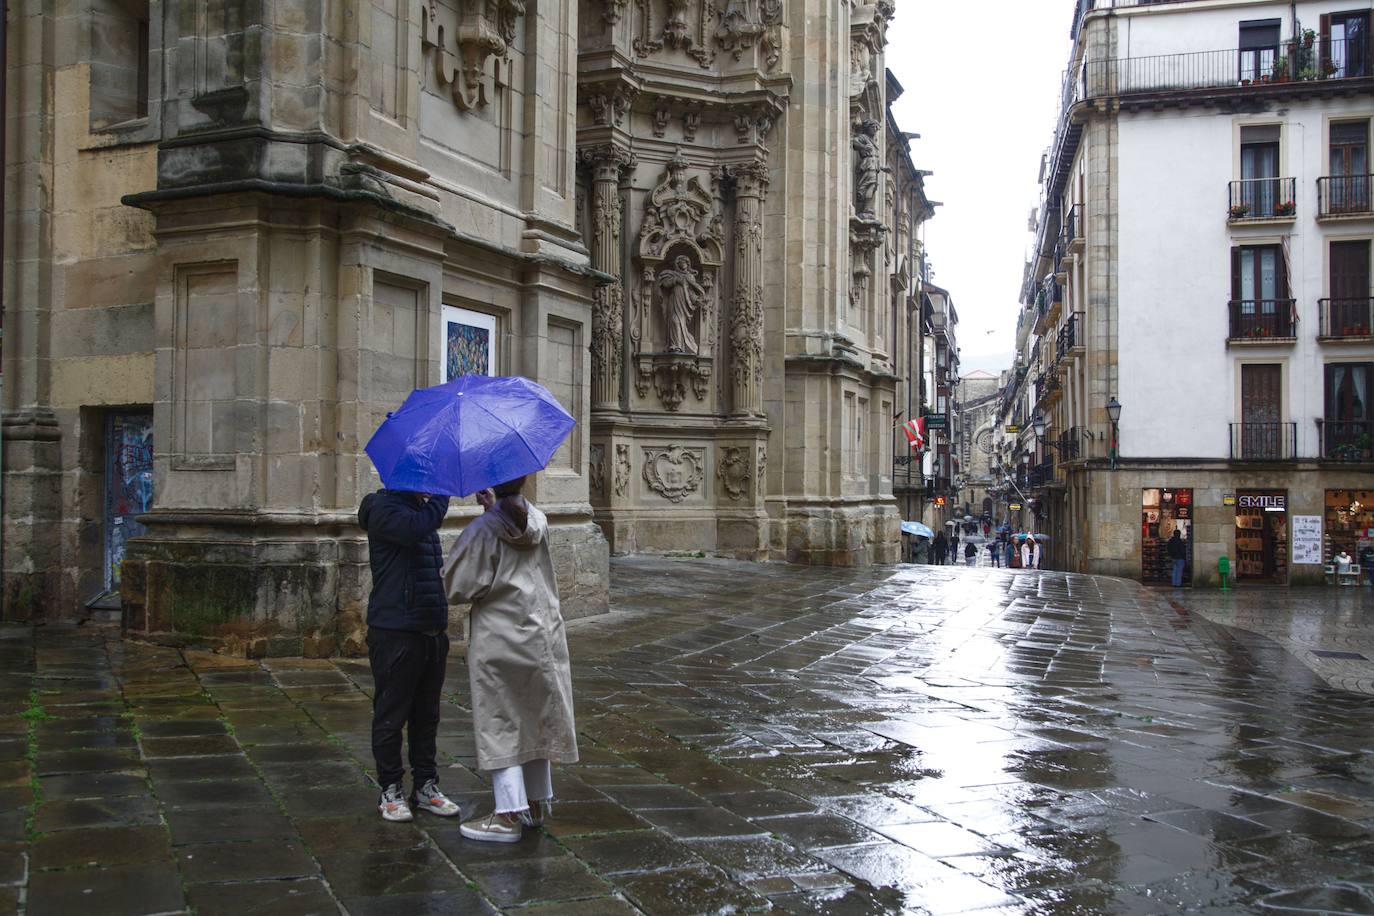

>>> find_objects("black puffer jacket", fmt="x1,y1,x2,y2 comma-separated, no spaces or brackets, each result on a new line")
358,490,451,632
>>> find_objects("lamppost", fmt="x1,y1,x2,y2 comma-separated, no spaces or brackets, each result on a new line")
1106,397,1122,471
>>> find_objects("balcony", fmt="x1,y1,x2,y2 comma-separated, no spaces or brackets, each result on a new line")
1056,311,1084,361
1229,422,1297,461
1061,204,1085,257
1318,176,1374,219
1227,178,1296,222
1228,300,1295,343
1058,428,1082,461
1318,298,1374,341
1318,419,1374,462
1083,36,1374,106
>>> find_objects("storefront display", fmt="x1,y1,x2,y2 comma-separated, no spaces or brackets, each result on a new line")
1142,488,1192,584
1235,491,1287,583
1323,490,1374,566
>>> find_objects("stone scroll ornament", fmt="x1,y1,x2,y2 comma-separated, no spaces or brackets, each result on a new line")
717,446,752,500
643,446,705,502
422,0,526,111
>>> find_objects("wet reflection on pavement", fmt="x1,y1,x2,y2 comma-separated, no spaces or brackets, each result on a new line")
3,558,1373,914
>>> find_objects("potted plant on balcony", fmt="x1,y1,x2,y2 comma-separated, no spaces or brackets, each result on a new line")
1361,433,1372,459
1275,200,1296,216
1229,202,1252,219
1273,56,1291,82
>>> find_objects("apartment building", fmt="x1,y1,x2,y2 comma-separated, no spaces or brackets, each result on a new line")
1018,0,1374,585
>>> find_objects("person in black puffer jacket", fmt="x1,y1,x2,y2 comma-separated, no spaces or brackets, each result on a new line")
358,489,463,824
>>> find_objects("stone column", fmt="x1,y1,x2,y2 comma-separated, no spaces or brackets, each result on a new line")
728,160,769,417
582,145,634,412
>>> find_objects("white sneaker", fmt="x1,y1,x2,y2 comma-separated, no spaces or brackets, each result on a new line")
378,783,414,822
411,779,462,818
460,812,523,843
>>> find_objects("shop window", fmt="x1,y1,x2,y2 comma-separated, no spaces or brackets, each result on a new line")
1235,491,1288,582
1325,490,1374,566
90,0,150,129
1142,488,1193,585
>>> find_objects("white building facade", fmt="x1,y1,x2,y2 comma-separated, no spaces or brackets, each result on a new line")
1019,0,1374,585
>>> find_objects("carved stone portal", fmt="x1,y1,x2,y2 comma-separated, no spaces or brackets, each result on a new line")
643,445,706,502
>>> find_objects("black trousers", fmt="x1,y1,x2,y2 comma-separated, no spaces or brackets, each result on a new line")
367,626,449,791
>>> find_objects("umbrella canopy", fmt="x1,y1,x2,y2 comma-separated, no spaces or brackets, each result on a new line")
1032,533,1051,542
365,375,575,498
945,520,957,527
901,521,935,538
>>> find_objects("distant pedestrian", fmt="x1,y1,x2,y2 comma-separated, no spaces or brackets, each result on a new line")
932,531,947,565
988,540,1000,568
1021,537,1042,570
913,538,929,564
1004,538,1016,569
949,532,960,563
358,489,463,824
1166,529,1187,587
964,541,977,567
1361,544,1374,585
444,476,579,843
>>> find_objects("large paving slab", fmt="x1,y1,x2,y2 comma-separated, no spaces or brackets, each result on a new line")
1,558,1372,913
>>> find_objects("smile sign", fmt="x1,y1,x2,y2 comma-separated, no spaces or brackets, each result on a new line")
1238,494,1285,510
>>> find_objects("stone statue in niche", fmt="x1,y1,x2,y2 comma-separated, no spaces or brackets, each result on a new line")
852,118,885,218
664,0,693,48
658,256,707,353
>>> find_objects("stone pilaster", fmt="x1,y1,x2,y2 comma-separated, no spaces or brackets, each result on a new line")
728,160,768,417
582,146,635,412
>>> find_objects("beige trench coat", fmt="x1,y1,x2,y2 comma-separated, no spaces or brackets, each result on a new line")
442,500,578,771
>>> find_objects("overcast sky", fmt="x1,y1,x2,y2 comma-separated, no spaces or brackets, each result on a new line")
886,1,1074,376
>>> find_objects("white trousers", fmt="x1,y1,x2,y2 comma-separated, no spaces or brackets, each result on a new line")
491,759,553,815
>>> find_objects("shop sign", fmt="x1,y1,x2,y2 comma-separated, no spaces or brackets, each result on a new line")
924,415,948,431
1223,495,1236,506
1009,503,1023,511
1238,494,1286,510
934,496,947,506
1292,516,1323,565
1005,425,1020,434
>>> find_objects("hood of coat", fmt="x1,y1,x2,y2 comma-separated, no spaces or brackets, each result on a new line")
358,489,421,531
488,497,546,549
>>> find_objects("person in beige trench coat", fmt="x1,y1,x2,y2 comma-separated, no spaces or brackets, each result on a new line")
442,476,578,843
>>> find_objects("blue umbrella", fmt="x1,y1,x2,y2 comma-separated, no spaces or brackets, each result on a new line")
365,375,575,497
901,521,934,538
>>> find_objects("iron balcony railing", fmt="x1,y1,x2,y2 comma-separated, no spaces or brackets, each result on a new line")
1228,178,1296,220
1319,298,1374,338
1059,428,1082,461
1230,422,1297,461
1229,299,1295,340
1318,175,1374,217
1061,204,1084,250
1056,311,1084,360
1084,36,1371,99
1318,419,1374,461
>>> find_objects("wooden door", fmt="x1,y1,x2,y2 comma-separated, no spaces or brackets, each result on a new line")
1241,364,1282,458
1331,240,1371,333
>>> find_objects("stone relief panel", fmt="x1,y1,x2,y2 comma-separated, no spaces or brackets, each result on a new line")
757,445,767,498
633,152,725,412
643,445,706,502
717,446,751,500
421,0,526,111
614,444,632,497
590,444,606,498
633,0,715,66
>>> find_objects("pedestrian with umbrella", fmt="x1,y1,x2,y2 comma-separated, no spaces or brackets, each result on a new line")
364,375,580,839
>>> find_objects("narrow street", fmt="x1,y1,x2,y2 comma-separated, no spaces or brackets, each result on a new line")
4,559,1374,915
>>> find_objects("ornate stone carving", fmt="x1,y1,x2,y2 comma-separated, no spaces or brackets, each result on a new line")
586,85,637,127
757,445,767,498
658,256,707,353
852,118,883,218
652,107,671,138
614,445,632,497
682,110,701,141
590,445,607,498
715,0,763,59
642,445,705,502
636,354,711,411
422,0,525,111
718,446,752,500
580,144,636,411
734,113,754,145
724,159,768,416
604,0,629,25
759,0,783,70
634,0,715,67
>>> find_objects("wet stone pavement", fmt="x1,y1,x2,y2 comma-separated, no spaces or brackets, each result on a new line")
1,560,1374,914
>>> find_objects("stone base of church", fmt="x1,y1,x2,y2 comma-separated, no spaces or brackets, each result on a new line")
776,499,902,567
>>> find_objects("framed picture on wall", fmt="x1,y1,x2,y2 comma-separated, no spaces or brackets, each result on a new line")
441,305,497,381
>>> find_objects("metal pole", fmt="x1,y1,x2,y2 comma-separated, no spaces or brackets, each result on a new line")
1,0,9,600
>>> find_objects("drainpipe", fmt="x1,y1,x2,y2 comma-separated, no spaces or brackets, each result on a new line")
1,0,8,599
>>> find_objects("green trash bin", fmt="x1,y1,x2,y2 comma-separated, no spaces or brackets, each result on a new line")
1217,555,1231,591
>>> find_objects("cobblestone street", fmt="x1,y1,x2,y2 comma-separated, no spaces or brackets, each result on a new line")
2,559,1374,914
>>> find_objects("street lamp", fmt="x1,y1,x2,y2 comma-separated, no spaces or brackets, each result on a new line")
1106,397,1122,470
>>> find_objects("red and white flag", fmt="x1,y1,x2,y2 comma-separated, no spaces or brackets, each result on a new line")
901,417,926,451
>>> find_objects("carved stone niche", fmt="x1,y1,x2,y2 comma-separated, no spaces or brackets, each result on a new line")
632,151,725,413
422,0,526,111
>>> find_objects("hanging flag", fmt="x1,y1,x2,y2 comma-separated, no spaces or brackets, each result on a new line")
902,417,926,451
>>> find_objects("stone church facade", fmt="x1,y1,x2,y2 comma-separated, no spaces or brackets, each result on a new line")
3,0,907,651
